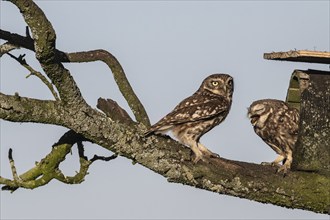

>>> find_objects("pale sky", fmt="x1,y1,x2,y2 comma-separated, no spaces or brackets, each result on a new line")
1,1,329,219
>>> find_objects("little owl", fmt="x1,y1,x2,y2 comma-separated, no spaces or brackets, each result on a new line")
248,99,300,175
145,74,234,163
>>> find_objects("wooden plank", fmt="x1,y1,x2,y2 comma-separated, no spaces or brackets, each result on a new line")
264,50,330,64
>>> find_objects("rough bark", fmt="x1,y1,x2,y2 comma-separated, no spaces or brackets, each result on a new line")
291,70,330,176
0,0,329,215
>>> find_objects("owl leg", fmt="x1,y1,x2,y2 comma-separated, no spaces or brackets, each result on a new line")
261,155,285,167
272,154,286,166
197,143,220,158
277,151,292,175
181,138,203,163
191,142,204,163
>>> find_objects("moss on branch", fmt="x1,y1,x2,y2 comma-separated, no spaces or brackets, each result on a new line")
0,130,117,191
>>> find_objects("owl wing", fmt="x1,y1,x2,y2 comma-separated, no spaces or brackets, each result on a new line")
289,108,300,135
146,97,229,134
269,107,300,153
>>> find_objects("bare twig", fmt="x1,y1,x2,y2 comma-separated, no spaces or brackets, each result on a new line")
77,141,88,161
90,154,118,163
25,26,31,39
8,148,20,182
77,139,117,163
6,52,60,101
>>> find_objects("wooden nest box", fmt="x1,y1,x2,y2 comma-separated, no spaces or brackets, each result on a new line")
264,50,330,176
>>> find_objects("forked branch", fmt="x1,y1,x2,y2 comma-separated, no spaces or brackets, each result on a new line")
61,50,150,126
0,28,150,125
0,130,117,191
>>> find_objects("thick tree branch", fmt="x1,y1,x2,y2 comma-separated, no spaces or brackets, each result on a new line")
96,130,330,214
0,92,63,124
7,0,56,64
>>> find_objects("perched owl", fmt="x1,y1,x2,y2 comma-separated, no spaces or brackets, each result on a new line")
248,99,300,175
145,74,234,163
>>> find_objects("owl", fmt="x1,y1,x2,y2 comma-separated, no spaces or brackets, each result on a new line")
248,99,300,175
145,74,234,163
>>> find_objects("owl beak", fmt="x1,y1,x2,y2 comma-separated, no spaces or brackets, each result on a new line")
250,115,259,125
247,110,259,126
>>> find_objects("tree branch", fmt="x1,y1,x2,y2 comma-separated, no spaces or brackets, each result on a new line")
0,144,71,191
8,148,20,182
0,130,117,190
97,97,134,125
0,28,150,126
0,92,63,125
0,29,34,52
6,0,86,106
6,52,60,101
0,42,19,57
60,50,150,126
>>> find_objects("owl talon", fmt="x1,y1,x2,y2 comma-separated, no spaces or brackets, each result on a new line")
212,153,220,158
277,166,288,177
261,161,280,167
277,164,290,177
200,150,220,159
209,152,220,158
192,155,203,164
271,162,281,167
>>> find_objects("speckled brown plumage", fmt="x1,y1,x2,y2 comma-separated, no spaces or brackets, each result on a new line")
248,99,300,174
146,74,234,163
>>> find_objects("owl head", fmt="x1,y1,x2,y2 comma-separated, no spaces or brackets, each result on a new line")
248,101,270,126
248,99,287,127
199,74,234,100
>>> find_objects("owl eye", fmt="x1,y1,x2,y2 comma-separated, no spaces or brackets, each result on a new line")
227,79,233,87
211,81,219,86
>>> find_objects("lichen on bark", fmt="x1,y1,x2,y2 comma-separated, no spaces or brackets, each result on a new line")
292,70,330,176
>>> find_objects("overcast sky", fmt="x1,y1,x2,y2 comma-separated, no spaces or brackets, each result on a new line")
1,1,329,219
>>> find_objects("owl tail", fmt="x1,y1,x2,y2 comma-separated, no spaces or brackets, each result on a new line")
144,129,154,137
